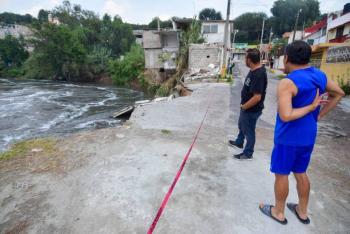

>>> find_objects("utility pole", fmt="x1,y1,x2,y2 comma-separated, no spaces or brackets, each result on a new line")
302,21,305,40
266,27,273,62
292,9,302,42
259,18,265,51
268,27,273,45
222,0,231,73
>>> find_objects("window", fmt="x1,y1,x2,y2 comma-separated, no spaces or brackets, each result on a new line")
203,24,218,34
203,25,210,33
307,39,314,45
321,27,326,36
210,24,218,33
336,25,345,38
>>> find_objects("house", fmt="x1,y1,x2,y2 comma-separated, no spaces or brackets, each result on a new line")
310,43,350,85
303,18,328,45
48,14,60,25
201,20,233,45
326,4,350,43
284,31,304,44
142,30,180,82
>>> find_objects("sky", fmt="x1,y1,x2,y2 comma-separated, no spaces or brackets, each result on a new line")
0,0,348,24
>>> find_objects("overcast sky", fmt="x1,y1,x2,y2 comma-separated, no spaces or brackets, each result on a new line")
0,0,348,24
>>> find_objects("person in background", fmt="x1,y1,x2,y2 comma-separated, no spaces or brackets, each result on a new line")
259,41,345,225
229,48,268,160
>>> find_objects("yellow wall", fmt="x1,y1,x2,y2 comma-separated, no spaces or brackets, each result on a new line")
319,48,350,84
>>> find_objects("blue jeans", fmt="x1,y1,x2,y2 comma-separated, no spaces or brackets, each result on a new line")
235,110,262,156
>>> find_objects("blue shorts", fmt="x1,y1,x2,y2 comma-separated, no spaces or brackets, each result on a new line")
270,144,314,175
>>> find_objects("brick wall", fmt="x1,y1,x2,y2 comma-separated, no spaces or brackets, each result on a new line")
188,44,222,70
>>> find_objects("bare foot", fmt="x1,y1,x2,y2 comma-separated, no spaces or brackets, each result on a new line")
259,203,286,222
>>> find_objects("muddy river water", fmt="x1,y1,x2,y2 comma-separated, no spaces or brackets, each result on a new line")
0,78,145,152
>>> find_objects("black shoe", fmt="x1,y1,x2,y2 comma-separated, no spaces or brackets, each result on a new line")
228,140,243,149
233,152,253,160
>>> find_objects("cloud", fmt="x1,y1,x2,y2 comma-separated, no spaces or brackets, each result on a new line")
101,0,127,17
159,14,172,21
19,0,60,17
22,5,41,17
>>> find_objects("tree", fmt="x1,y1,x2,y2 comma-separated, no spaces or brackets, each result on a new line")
199,8,223,21
0,35,29,67
270,0,320,37
25,0,135,81
0,12,36,25
234,12,270,44
38,9,49,23
148,17,173,29
108,44,144,86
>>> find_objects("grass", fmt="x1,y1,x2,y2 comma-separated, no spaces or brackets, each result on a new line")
276,74,286,79
161,129,171,134
0,138,57,161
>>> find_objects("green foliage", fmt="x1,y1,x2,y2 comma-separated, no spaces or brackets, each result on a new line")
234,12,270,44
148,17,173,29
178,18,205,69
0,35,29,67
339,79,350,95
271,38,288,56
24,1,134,81
161,129,171,134
0,138,56,161
0,12,36,25
0,35,28,77
199,8,223,21
271,0,320,37
38,9,49,23
108,44,145,86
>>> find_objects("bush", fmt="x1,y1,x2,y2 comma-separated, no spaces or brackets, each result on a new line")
108,44,144,86
7,67,25,77
339,79,350,95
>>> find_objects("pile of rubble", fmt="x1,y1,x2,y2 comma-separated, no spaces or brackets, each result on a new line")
184,63,220,82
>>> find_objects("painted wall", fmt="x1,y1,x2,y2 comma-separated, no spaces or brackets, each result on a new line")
201,22,232,45
319,47,350,84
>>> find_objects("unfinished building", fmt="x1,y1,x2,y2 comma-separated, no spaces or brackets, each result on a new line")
143,30,180,83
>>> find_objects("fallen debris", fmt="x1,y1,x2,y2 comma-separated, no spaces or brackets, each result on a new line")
184,63,220,82
111,106,134,118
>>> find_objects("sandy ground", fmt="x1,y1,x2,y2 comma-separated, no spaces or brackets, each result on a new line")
0,64,349,234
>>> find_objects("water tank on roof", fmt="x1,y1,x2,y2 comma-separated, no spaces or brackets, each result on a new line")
344,3,350,15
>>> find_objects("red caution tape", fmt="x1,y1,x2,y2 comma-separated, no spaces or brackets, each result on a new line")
147,104,211,234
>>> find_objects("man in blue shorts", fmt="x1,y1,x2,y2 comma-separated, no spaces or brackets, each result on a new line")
259,41,345,225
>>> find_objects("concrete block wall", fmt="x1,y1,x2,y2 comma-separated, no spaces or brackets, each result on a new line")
188,44,222,70
143,31,162,49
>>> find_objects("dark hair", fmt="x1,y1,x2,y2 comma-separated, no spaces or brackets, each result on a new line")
285,40,312,65
246,48,260,64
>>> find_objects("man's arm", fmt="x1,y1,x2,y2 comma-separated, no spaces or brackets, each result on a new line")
318,77,345,120
241,70,265,110
241,94,262,110
278,79,322,122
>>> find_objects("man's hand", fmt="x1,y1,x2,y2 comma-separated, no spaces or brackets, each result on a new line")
308,90,329,112
241,94,262,110
318,78,345,121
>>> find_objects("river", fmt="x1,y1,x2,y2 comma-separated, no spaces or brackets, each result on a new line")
0,78,145,152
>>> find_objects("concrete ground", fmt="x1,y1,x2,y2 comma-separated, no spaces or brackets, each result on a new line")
0,63,349,233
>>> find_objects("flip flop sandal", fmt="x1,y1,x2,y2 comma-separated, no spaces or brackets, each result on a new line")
287,203,310,224
259,204,288,225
